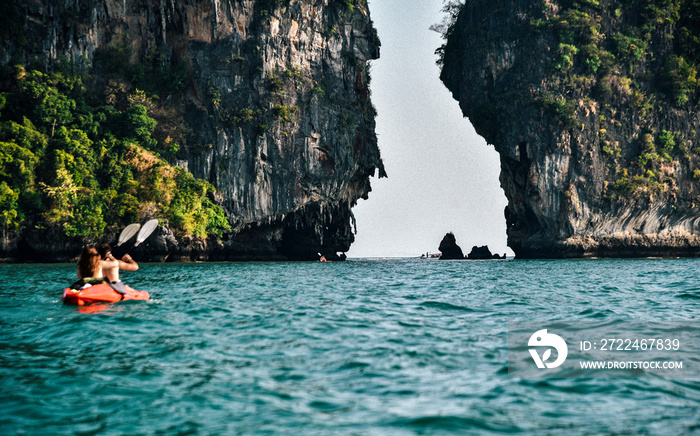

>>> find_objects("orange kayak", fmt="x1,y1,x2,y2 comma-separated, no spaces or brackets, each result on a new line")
63,282,150,306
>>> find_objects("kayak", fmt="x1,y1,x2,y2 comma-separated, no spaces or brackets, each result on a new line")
63,280,149,306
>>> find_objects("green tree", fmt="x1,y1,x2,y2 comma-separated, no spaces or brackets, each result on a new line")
660,55,697,106
0,181,20,236
0,62,230,240
553,44,580,72
0,141,37,189
123,105,157,147
39,167,80,228
18,69,78,134
169,168,231,238
64,195,107,238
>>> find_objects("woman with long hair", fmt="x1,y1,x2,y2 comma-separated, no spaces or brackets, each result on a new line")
77,245,102,279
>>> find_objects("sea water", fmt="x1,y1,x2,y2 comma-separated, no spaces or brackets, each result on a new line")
1,258,698,435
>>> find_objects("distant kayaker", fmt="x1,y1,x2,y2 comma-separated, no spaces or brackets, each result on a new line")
97,243,139,294
77,245,102,279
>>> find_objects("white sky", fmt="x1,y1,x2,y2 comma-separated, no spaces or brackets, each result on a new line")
347,0,514,258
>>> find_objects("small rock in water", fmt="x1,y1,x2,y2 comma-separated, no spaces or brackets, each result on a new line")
438,233,505,260
438,233,465,259
467,245,493,259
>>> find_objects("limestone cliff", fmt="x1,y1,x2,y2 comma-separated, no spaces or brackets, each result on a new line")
0,0,384,261
440,0,700,258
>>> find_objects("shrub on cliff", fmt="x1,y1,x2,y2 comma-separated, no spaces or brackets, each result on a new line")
437,0,699,203
660,55,698,106
0,64,230,240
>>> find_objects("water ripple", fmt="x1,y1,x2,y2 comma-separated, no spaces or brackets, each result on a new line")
0,259,698,434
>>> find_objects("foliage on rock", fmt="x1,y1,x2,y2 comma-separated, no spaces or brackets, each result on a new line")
438,0,700,257
438,0,700,202
0,61,230,240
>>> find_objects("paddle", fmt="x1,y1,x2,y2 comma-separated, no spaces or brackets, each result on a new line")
112,219,159,259
126,219,159,254
116,223,141,247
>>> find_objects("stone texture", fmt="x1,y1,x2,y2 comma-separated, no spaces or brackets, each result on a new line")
440,0,700,258
1,0,385,261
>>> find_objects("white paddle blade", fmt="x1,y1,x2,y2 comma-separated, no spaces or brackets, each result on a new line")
134,219,159,247
117,223,141,246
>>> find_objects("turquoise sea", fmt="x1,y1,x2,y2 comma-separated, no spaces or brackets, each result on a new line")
1,258,699,435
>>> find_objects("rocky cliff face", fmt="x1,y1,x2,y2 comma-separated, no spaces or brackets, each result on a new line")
440,0,700,258
1,0,384,261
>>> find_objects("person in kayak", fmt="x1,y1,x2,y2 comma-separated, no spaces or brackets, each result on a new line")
77,245,102,279
97,243,139,294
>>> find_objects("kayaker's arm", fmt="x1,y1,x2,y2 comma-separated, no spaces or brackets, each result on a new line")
118,254,139,271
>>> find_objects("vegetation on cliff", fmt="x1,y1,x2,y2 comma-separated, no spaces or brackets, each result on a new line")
528,0,700,201
438,0,700,257
0,0,382,261
0,51,231,241
437,0,700,203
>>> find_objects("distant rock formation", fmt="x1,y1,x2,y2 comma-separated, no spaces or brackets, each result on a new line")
438,232,465,259
466,245,493,260
437,233,506,260
467,245,506,260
